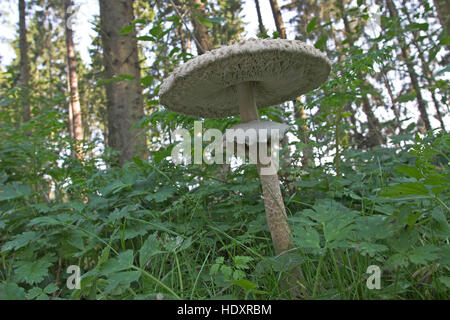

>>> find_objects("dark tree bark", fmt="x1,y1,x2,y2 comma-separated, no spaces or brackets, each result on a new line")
433,0,450,39
270,0,313,166
268,0,287,39
385,0,432,131
403,5,447,131
190,0,212,54
99,0,147,166
254,0,266,35
339,0,384,147
64,0,84,159
18,0,31,122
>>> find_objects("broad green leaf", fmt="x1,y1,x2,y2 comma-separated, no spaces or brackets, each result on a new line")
0,282,26,300
233,256,253,270
145,186,176,203
307,17,317,33
119,25,134,35
381,182,430,198
439,276,450,288
314,34,328,50
396,165,423,180
103,271,141,296
1,231,40,252
231,279,257,291
0,184,31,201
293,226,320,249
139,233,163,267
353,242,388,257
100,250,134,276
409,245,439,265
14,258,53,285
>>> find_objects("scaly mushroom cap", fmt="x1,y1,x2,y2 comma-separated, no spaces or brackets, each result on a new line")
159,38,331,118
224,120,290,146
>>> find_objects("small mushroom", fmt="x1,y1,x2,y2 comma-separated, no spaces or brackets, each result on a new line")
160,39,331,256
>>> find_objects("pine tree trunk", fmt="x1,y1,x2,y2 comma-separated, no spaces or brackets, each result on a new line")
402,4,447,131
18,0,31,122
99,0,147,166
254,0,266,35
385,0,432,131
64,0,84,159
433,0,450,42
339,0,384,147
191,0,212,54
270,0,313,165
268,0,287,39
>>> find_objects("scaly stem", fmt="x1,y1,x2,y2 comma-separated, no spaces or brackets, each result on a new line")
236,82,293,255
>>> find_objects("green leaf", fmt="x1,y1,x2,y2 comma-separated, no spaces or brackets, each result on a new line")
103,271,141,296
140,75,154,87
14,258,53,285
440,36,450,46
396,165,423,180
439,276,450,288
197,16,213,28
26,287,43,299
139,233,163,267
381,182,430,198
407,22,429,31
145,186,176,203
293,226,321,249
307,17,317,33
354,242,388,257
314,34,328,50
100,250,134,276
397,92,416,103
149,26,165,39
409,245,439,265
136,36,154,41
43,282,59,294
231,279,257,291
119,25,134,35
1,231,40,252
0,282,26,300
233,256,253,270
0,184,31,201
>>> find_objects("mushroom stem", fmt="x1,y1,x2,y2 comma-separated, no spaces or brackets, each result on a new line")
236,82,293,255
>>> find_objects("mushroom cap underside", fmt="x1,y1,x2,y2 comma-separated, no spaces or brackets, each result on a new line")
159,39,331,119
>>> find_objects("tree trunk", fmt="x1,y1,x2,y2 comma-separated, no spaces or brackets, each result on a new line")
18,0,31,122
99,0,147,166
269,0,287,39
190,0,212,54
339,0,384,147
385,0,432,131
433,0,450,40
254,0,266,35
64,0,84,159
403,6,447,131
269,0,313,165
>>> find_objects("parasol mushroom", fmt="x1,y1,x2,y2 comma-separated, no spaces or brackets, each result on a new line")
159,38,331,257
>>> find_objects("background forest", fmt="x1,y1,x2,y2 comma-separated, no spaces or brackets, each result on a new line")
0,0,449,300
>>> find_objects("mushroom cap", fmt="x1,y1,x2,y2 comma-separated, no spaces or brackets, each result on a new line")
224,120,290,146
159,38,331,119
